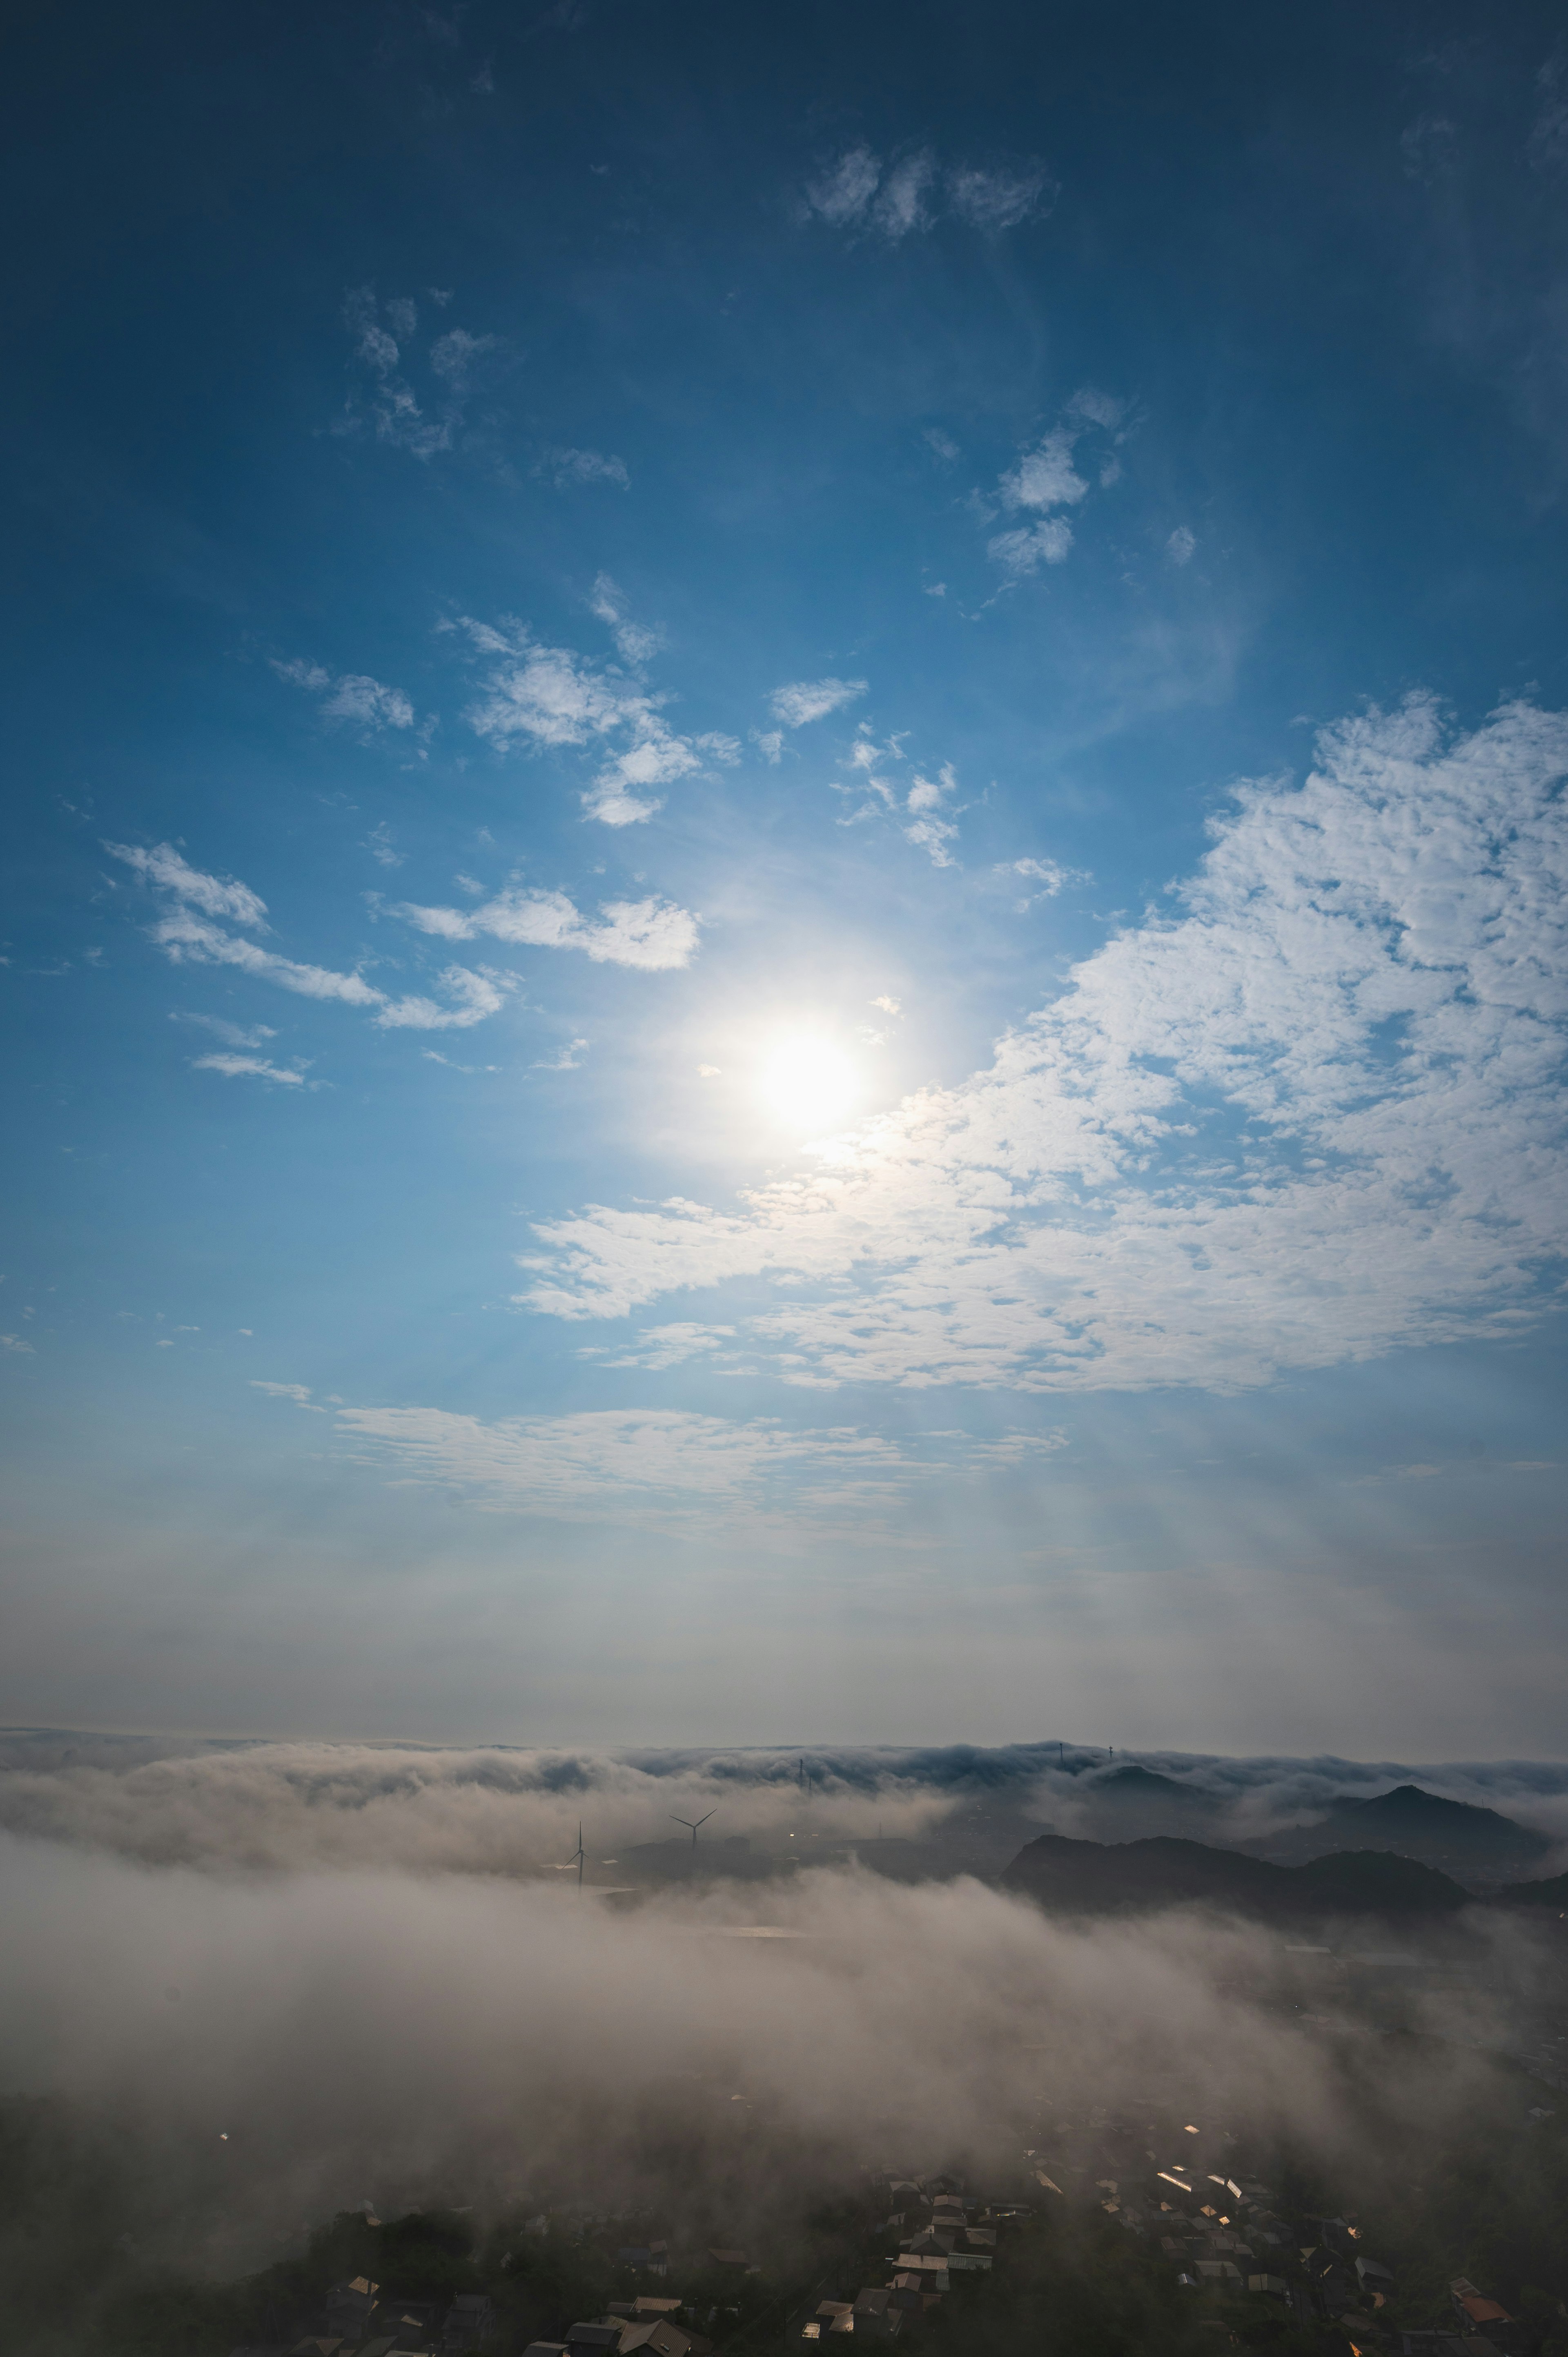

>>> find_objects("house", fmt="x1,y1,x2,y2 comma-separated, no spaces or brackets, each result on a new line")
1247,2276,1289,2298
567,2324,624,2357
707,2250,748,2269
1356,2259,1395,2295
326,2279,381,2339
1450,2281,1513,2337
633,2300,683,2318
617,2317,712,2357
443,2296,495,2353
619,2249,654,2270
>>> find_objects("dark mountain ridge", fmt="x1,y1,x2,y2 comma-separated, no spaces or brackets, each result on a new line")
1241,1781,1551,1880
999,1830,1472,1919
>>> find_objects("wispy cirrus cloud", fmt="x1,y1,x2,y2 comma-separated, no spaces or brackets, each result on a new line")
107,843,513,1032
516,698,1568,1395
538,445,630,489
394,885,699,971
802,147,1055,241
192,1052,310,1086
272,657,419,738
339,287,497,457
272,1396,1071,1537
768,677,867,728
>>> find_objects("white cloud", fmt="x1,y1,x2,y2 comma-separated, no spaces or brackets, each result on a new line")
870,996,902,1016
394,886,700,972
273,658,417,736
999,856,1086,910
873,152,937,240
947,162,1055,230
173,1014,278,1049
589,573,662,664
519,698,1568,1395
802,145,882,226
1065,386,1129,430
769,677,868,728
803,147,1053,240
192,1053,308,1085
327,1402,1024,1533
341,288,493,457
751,729,784,764
103,843,267,929
108,845,513,1031
1167,526,1196,567
986,519,1074,576
459,616,723,825
540,446,630,489
1000,427,1089,513
251,1380,318,1405
532,1037,589,1071
1,1333,35,1354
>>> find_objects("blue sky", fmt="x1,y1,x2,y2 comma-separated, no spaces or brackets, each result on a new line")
6,1,1568,1753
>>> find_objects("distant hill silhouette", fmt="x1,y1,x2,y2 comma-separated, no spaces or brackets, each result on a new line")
1495,1869,1568,1908
999,1831,1472,1920
1241,1783,1549,1882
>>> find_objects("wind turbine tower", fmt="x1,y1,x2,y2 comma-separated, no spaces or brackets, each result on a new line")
670,1809,716,1850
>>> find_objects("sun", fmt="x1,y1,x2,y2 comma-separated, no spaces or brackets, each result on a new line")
755,1035,859,1132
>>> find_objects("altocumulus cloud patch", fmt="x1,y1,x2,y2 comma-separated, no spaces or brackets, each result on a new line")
516,698,1568,1391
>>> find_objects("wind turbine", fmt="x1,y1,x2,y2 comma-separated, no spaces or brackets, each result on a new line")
670,1809,716,1849
568,1822,586,1889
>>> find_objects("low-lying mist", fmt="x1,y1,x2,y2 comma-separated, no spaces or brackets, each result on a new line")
2,1732,1565,1875
0,1825,1556,2282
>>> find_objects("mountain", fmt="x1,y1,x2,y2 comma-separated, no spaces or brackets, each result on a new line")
1240,1784,1550,1882
1495,1870,1568,1908
998,1831,1472,1920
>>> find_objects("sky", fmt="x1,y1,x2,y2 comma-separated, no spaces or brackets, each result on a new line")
5,0,1568,1755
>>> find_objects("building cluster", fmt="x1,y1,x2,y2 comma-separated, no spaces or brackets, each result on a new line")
1025,2103,1532,2357
800,2173,1016,2346
234,2280,498,2357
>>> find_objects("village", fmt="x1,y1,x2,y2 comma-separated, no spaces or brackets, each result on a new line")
227,2095,1563,2357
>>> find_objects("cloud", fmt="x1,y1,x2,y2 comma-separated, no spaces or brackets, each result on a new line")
802,147,1054,240
1,1333,35,1354
832,738,965,866
983,404,1127,580
532,1037,589,1071
395,886,699,971
1167,526,1196,567
589,574,662,664
873,152,937,240
107,845,513,1031
999,428,1090,515
947,162,1056,230
324,1403,1071,1535
191,1053,309,1085
582,1322,737,1369
768,678,868,728
172,1014,278,1050
539,446,630,489
458,617,722,825
802,145,882,226
1527,54,1568,177
340,288,494,457
273,658,417,735
987,520,1074,576
998,856,1086,911
751,729,784,763
250,1381,317,1405
103,843,267,929
519,698,1568,1394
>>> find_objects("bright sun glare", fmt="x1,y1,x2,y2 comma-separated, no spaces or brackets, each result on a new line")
756,1037,859,1132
